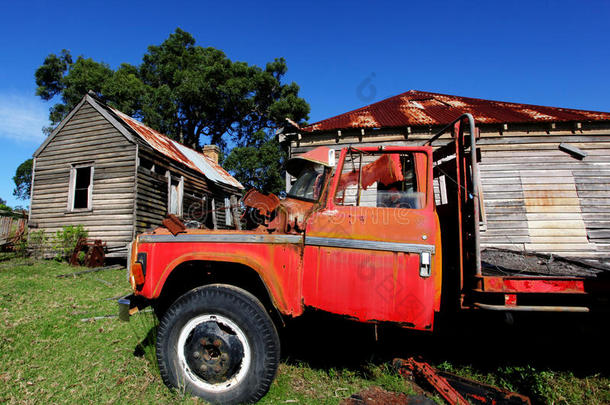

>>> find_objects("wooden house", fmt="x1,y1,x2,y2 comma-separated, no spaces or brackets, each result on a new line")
29,93,243,257
280,90,610,260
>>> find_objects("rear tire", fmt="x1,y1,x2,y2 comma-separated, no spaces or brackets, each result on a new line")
156,284,280,404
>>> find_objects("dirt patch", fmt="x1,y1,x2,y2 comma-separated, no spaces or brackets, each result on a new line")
481,248,610,278
340,386,434,405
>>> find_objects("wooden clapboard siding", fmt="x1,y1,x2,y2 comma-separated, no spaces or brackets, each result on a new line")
478,135,610,257
30,101,137,257
31,95,242,258
133,144,239,234
574,144,610,256
290,124,610,260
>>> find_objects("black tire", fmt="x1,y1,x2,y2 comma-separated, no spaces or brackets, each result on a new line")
156,284,280,404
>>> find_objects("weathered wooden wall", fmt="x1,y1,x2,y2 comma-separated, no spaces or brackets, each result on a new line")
289,125,610,259
476,133,610,258
134,144,238,234
30,101,136,257
31,96,242,258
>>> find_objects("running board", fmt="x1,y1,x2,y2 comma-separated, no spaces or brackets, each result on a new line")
473,303,589,312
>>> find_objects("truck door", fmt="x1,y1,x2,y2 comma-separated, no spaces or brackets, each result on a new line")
302,147,441,330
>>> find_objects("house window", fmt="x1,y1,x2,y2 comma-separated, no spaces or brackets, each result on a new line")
139,157,154,171
167,173,184,217
68,164,94,211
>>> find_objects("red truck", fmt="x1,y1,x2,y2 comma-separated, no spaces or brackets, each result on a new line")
121,114,609,404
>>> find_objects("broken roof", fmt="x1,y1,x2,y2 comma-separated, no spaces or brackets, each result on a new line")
109,108,243,190
302,90,610,133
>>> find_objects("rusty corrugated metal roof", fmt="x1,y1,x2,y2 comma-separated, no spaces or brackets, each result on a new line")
110,108,243,190
302,90,610,132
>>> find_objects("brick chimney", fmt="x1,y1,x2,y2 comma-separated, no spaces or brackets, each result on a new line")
202,145,220,163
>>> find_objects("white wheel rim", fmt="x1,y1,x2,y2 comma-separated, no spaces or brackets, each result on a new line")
176,314,252,393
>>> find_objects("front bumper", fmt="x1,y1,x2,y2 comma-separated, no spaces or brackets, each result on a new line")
117,294,151,321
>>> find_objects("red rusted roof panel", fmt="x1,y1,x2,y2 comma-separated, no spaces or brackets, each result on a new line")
303,90,610,132
110,108,243,189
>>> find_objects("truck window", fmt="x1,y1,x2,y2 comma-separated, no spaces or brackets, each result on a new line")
334,151,427,209
287,166,328,201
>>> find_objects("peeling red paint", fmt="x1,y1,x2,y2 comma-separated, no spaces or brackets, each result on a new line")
482,276,586,294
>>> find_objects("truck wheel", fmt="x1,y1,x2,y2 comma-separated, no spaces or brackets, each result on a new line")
156,284,280,404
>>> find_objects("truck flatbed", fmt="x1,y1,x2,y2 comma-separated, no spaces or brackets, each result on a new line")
481,248,610,279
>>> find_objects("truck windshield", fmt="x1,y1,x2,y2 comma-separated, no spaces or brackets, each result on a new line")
287,167,327,201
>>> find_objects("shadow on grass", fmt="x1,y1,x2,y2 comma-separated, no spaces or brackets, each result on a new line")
133,326,157,357
132,308,609,403
280,310,610,374
133,309,610,374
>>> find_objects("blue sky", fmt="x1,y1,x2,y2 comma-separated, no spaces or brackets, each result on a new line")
1,0,609,207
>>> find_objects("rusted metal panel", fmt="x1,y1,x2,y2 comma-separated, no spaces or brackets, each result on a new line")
134,229,305,316
110,108,243,190
285,146,335,176
303,90,610,133
480,276,587,294
301,146,442,330
301,246,436,330
162,214,187,236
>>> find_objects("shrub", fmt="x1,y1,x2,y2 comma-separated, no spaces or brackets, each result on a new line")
53,225,88,261
28,229,48,259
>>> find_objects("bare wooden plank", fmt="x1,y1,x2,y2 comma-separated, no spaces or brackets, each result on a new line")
480,236,530,243
576,183,610,191
480,163,610,172
528,228,588,237
482,149,610,158
526,220,590,229
485,206,527,214
525,243,595,251
485,213,528,221
485,221,529,229
477,135,610,145
41,144,134,160
528,236,588,243
582,206,610,213
587,230,610,238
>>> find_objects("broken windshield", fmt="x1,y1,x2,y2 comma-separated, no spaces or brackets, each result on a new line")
287,167,328,201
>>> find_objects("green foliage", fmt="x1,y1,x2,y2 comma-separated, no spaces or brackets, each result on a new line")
495,365,554,403
12,158,33,201
28,229,48,259
14,231,28,258
52,225,88,261
223,130,286,194
35,28,310,190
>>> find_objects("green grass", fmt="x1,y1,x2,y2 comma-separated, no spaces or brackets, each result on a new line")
0,257,416,404
0,256,608,404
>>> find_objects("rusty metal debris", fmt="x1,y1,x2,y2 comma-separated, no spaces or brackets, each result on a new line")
70,238,106,267
393,358,531,405
162,214,187,236
241,189,280,224
340,386,435,405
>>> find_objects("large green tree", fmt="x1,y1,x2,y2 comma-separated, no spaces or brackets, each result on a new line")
13,159,33,200
34,29,309,193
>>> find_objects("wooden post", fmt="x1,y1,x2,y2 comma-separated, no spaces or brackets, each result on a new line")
211,198,218,230
230,195,241,230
